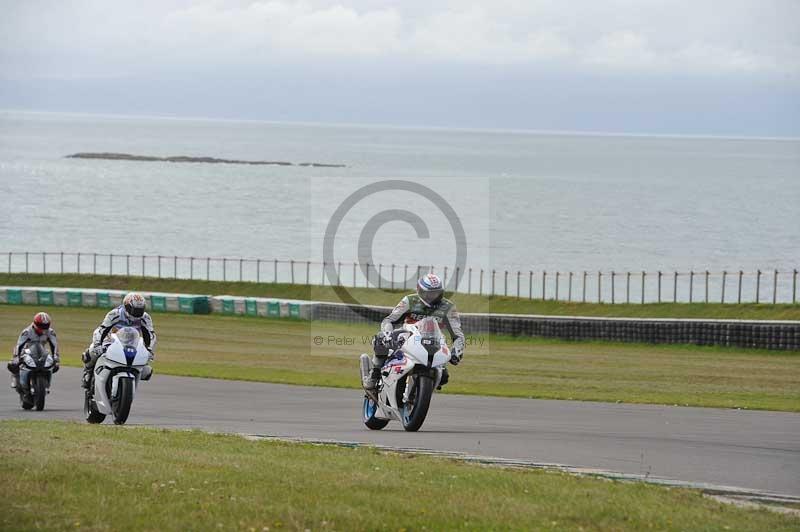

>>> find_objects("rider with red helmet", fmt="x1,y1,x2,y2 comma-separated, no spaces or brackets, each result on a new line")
8,312,60,389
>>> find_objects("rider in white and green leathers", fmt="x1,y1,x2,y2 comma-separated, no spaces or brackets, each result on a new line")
365,273,465,390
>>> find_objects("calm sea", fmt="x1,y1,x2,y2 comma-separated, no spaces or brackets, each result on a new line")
0,110,798,300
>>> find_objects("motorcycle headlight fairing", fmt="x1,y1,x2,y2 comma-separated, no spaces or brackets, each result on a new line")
22,354,36,368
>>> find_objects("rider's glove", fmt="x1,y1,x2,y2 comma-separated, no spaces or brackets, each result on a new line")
450,345,463,365
90,344,106,357
146,348,155,363
53,355,60,373
381,330,393,346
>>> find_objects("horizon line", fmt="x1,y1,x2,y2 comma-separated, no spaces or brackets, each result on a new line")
2,107,799,142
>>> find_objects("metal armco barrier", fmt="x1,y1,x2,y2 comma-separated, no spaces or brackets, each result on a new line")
1,286,798,350
311,303,800,351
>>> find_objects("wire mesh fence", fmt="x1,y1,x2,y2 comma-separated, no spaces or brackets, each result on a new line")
2,251,798,304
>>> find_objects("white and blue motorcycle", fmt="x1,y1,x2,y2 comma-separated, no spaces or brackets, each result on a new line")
359,317,450,432
84,327,152,425
17,343,57,411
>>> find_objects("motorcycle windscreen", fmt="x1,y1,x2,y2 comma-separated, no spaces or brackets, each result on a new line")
417,317,446,366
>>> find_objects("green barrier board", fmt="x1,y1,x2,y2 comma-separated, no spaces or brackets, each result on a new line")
178,296,211,314
289,303,300,318
267,301,280,317
96,292,111,307
37,290,54,305
245,299,258,316
194,297,210,315
67,292,83,307
222,299,235,314
6,289,23,305
179,297,195,314
150,296,167,312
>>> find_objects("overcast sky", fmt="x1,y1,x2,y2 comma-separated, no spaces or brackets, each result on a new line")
1,0,798,136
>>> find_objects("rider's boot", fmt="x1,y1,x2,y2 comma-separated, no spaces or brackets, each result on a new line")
7,360,19,389
80,348,95,389
437,368,450,390
364,356,385,391
81,367,92,389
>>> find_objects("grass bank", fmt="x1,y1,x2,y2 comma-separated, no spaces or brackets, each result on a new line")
1,420,796,531
2,304,798,411
2,273,799,320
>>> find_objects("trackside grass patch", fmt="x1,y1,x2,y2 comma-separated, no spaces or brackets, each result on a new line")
1,420,797,531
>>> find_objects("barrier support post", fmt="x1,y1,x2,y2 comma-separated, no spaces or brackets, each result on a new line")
673,271,678,303
721,271,727,303
773,269,778,304
568,272,573,301
738,270,743,304
555,271,560,301
582,271,587,303
598,271,602,303
640,271,645,304
756,270,761,303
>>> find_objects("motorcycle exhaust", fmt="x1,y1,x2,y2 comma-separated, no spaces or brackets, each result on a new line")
359,353,372,383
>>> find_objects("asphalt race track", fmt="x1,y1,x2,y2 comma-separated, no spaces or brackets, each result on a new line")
2,367,798,497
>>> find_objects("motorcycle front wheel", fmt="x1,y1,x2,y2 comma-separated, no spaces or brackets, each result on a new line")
111,378,134,425
401,374,434,432
33,374,47,411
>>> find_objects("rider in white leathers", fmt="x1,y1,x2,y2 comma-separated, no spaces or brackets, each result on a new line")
81,293,156,388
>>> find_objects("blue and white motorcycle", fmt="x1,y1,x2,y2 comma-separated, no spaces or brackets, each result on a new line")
84,327,152,425
359,317,450,432
17,343,57,411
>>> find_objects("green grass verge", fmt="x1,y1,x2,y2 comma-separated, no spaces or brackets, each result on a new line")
1,420,796,531
2,273,799,320
2,304,798,411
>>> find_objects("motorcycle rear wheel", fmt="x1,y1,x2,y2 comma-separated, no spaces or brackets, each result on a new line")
363,395,389,430
401,374,434,432
20,394,34,410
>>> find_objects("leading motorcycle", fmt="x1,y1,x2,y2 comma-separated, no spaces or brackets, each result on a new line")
84,327,152,425
359,317,450,432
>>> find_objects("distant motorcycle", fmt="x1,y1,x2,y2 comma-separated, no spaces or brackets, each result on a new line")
359,317,450,432
17,343,56,411
84,327,152,425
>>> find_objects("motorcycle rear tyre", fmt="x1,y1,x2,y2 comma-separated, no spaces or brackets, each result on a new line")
363,395,389,430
